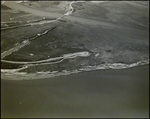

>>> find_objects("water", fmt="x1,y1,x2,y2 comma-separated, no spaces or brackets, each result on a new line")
1,65,149,117
1,1,149,118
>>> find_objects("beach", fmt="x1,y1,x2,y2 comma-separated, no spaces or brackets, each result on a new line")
1,64,149,118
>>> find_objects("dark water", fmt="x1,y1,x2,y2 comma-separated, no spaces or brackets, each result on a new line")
1,65,149,118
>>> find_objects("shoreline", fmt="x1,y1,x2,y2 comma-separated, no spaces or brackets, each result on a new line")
1,64,149,81
1,1,149,118
1,64,149,118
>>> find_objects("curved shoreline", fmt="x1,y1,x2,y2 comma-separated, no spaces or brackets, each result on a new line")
1,1,149,80
1,60,149,80
1,63,149,118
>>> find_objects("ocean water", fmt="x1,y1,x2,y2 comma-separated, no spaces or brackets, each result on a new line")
1,65,149,117
1,1,149,118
